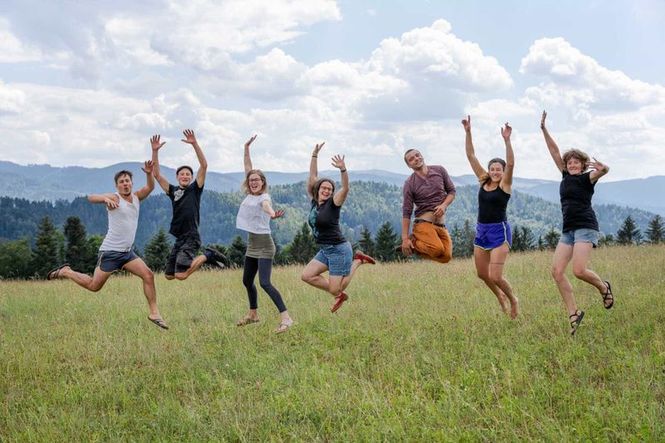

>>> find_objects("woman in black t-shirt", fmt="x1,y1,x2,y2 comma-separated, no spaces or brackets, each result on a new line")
301,142,376,314
463,116,519,319
541,111,614,336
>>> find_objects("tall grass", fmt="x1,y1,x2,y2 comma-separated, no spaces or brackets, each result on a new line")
1,245,664,441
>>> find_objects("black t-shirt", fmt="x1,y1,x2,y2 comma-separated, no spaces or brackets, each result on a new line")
308,198,345,245
168,180,203,238
560,171,598,232
477,185,510,223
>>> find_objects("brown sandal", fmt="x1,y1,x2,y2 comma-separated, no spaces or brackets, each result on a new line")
237,316,260,327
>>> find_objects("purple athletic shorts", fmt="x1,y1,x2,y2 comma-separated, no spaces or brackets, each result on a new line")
474,221,512,250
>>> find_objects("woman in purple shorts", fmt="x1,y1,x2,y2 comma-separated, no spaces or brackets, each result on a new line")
463,116,519,319
541,111,613,335
301,142,376,313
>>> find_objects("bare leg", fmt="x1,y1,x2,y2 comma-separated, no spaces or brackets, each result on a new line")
474,247,509,314
122,258,161,319
301,259,331,293
488,244,518,319
551,243,576,316
174,255,207,280
58,266,113,292
330,258,363,295
570,242,606,292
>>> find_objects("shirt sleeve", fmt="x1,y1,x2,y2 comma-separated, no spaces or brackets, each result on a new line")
440,166,456,194
402,180,414,219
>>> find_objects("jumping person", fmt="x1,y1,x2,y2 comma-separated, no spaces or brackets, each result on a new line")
401,149,456,262
46,162,169,329
235,135,294,333
300,142,376,313
541,111,614,335
151,131,228,280
463,115,519,319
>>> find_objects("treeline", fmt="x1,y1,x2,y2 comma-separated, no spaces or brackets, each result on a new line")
0,182,657,250
1,213,662,280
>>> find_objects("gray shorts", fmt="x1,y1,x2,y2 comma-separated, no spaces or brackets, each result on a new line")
97,250,139,272
559,228,599,247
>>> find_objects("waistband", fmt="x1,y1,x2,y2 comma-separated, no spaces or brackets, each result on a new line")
414,218,445,228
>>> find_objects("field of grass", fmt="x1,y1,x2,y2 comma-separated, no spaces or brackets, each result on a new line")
1,245,664,441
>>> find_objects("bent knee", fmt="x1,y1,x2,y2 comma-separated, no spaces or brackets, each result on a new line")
572,267,587,279
551,267,565,281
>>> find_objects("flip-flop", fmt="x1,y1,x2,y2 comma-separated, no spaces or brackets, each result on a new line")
602,280,614,310
46,263,69,280
275,320,294,334
237,317,260,327
148,317,169,330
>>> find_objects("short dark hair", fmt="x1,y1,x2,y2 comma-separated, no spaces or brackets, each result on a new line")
487,158,506,170
311,178,335,199
114,170,133,184
403,148,419,163
176,165,194,176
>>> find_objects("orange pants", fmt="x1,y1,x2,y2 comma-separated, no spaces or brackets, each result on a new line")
412,222,453,264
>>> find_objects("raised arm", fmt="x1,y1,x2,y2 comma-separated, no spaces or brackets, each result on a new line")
244,134,257,174
331,154,349,206
462,115,486,179
135,160,156,201
182,129,207,188
150,134,170,193
88,193,119,210
307,142,325,199
588,157,610,184
541,111,564,172
500,123,515,192
261,199,285,219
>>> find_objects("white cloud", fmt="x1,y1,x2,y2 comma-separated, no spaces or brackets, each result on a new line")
0,18,43,63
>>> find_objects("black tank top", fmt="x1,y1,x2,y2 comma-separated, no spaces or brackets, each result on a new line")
477,185,510,223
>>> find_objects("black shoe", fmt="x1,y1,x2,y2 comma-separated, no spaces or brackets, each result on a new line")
205,247,229,268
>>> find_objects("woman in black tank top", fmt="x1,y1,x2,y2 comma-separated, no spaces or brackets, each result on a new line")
300,142,376,314
463,115,519,319
541,111,613,336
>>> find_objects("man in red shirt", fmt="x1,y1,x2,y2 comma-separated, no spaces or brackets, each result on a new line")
401,149,456,263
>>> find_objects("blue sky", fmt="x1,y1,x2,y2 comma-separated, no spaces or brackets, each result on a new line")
0,0,663,181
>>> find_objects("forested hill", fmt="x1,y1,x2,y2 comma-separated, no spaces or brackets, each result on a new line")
0,181,655,248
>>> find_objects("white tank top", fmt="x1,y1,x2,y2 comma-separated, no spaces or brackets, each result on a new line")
236,193,272,235
99,193,140,251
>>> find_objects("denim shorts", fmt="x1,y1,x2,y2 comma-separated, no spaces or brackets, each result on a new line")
474,221,512,250
97,250,139,272
313,241,353,277
559,228,599,247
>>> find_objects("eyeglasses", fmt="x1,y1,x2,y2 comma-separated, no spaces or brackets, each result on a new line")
249,178,263,183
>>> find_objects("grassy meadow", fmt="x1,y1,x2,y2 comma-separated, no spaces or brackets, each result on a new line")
1,245,664,441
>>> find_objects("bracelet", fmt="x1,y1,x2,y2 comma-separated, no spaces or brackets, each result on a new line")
312,155,318,158
340,169,347,173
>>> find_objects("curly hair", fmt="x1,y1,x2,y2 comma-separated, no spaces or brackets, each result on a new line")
561,149,590,171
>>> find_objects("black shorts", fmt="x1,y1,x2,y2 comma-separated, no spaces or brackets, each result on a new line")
165,233,201,276
97,250,139,273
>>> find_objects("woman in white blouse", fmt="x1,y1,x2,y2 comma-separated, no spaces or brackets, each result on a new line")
235,135,293,333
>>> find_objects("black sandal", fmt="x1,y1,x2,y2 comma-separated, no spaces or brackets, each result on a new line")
602,280,614,310
569,310,585,336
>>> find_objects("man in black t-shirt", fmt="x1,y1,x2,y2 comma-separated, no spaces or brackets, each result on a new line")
151,131,228,280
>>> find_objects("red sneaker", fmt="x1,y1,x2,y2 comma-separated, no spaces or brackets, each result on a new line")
354,251,376,265
330,291,349,313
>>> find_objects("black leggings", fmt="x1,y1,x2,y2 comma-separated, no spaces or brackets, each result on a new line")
242,257,287,313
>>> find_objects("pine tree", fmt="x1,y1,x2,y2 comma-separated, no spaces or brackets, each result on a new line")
287,223,318,264
358,226,375,257
374,222,399,262
616,215,642,245
228,235,247,268
0,239,32,279
598,233,615,247
64,216,89,271
543,227,561,250
512,225,535,252
143,229,172,272
32,216,62,278
645,215,664,244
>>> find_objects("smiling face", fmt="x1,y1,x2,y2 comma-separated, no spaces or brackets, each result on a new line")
115,173,133,196
176,167,193,187
317,180,334,202
488,161,505,183
566,157,585,175
248,172,265,195
404,149,425,171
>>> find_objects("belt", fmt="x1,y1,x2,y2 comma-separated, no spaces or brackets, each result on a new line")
414,218,445,228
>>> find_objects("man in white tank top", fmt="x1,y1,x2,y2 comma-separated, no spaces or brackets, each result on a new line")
46,159,169,330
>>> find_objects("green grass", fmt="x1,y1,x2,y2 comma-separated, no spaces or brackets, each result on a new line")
1,245,664,441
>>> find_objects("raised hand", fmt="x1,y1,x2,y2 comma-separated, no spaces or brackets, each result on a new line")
312,142,325,156
462,115,471,132
245,134,257,148
141,160,154,174
540,110,547,130
588,157,608,172
150,135,165,151
501,122,512,140
181,129,197,146
331,154,346,170
272,209,285,219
